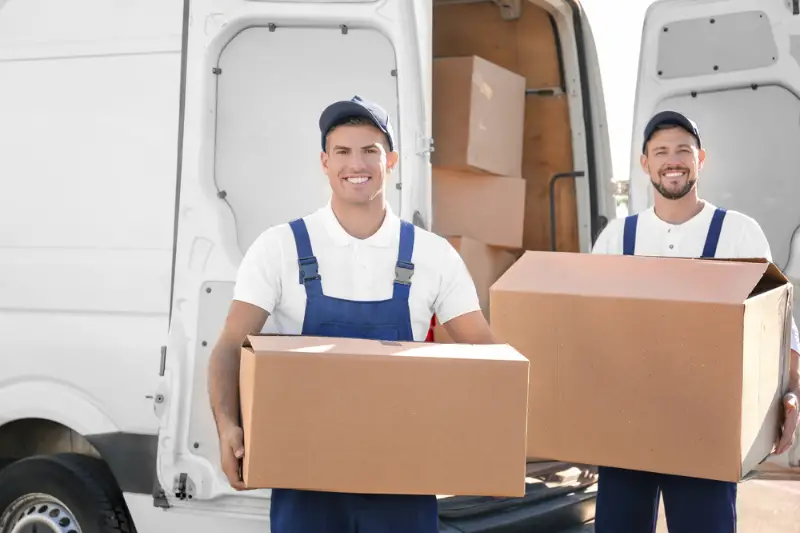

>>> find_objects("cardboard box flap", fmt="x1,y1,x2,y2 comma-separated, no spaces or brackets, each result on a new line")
243,333,298,349
245,334,527,362
705,257,790,284
491,251,777,304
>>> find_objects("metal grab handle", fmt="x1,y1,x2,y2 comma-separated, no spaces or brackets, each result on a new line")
549,171,585,252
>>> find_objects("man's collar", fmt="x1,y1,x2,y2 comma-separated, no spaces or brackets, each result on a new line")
321,200,399,247
645,200,716,228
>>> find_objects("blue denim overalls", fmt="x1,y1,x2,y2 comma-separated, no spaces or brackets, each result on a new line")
269,216,438,533
595,206,738,533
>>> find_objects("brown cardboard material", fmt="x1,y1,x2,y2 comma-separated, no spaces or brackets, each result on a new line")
432,3,580,253
446,236,518,320
489,251,794,482
432,169,525,249
432,55,526,176
240,334,530,496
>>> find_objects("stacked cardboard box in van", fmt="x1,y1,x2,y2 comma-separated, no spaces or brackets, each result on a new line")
431,55,527,325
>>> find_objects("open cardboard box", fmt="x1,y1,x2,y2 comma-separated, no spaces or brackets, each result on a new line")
490,251,794,482
239,334,530,496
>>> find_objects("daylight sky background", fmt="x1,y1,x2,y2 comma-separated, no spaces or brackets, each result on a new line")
581,0,653,185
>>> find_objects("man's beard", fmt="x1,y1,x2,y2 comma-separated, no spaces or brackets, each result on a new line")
651,174,696,200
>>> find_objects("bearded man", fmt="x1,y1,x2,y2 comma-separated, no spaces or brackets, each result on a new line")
590,110,800,533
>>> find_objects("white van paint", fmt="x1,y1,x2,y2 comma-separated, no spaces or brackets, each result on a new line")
0,0,180,435
0,0,796,532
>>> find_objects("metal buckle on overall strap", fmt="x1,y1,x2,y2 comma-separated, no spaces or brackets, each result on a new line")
395,260,414,286
298,256,320,283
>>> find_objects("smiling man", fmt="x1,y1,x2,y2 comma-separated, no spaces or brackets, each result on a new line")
207,95,496,533
591,110,800,533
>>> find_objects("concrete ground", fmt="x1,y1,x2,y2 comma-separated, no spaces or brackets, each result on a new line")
655,480,800,532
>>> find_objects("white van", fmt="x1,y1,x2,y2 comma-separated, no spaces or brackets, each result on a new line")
0,0,797,532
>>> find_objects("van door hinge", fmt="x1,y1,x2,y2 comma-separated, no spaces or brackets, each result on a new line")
152,480,170,509
212,67,222,75
794,0,800,15
173,473,195,500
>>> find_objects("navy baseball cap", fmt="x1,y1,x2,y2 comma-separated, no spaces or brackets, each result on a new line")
642,110,701,153
319,95,395,152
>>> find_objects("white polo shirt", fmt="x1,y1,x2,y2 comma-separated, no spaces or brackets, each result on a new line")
233,202,481,341
593,201,799,352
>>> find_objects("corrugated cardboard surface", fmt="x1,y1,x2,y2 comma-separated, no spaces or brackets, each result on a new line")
240,335,530,496
433,2,580,252
490,251,793,482
432,169,525,249
447,236,519,320
432,55,525,176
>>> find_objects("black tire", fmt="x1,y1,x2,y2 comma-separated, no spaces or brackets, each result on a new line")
0,453,135,533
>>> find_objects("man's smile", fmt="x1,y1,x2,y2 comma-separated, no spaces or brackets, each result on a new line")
344,175,371,184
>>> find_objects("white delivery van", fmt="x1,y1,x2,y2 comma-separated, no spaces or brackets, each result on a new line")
0,0,797,532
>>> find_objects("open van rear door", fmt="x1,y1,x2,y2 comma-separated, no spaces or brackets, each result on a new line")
154,0,432,516
631,0,800,480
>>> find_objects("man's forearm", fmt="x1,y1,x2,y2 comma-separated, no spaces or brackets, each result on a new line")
790,317,800,395
208,340,243,431
790,349,800,396
443,310,498,345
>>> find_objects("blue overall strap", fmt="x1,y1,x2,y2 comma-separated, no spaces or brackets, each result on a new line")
622,214,639,256
288,218,323,297
393,220,415,300
701,207,727,258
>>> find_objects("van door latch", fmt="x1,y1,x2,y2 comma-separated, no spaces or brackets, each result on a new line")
173,473,195,500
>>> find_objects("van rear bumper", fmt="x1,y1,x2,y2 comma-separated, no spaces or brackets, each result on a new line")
438,462,596,533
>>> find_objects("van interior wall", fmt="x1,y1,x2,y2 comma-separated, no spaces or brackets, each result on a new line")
433,1,579,252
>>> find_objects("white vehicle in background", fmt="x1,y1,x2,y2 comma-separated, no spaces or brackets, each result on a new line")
0,1,797,532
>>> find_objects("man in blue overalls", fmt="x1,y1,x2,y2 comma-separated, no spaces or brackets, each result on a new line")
207,95,497,532
591,110,800,533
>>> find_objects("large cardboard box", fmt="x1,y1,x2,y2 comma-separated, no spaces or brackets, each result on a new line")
432,55,526,176
490,251,794,482
432,169,525,249
446,236,519,320
239,334,530,496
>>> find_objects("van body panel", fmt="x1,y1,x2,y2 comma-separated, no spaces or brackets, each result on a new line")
0,0,180,438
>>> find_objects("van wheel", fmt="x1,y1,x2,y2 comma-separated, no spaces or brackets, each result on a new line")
0,453,134,533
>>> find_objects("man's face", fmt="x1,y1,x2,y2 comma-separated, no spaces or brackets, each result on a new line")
641,126,705,200
321,124,398,207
